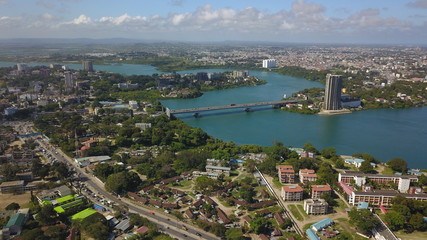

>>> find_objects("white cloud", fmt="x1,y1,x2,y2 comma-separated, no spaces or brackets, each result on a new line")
0,0,423,43
67,14,92,25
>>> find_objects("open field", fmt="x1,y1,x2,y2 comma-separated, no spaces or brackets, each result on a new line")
395,230,427,240
0,193,31,210
288,204,304,221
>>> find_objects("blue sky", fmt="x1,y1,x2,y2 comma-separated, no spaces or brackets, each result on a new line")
0,0,426,44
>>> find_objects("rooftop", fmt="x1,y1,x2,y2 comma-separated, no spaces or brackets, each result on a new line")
311,185,332,192
4,213,26,228
282,185,303,192
311,218,334,231
71,208,97,220
340,171,417,179
0,180,24,187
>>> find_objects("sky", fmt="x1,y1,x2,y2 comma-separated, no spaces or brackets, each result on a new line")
0,0,426,44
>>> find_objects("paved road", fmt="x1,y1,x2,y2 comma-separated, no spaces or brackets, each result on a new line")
13,121,218,240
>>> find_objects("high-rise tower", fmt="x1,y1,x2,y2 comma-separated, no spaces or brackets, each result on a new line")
82,61,94,72
64,71,74,90
323,74,342,111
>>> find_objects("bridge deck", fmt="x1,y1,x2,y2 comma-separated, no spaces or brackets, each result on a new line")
169,99,300,114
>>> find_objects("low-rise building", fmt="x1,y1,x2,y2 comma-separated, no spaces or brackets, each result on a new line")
304,199,329,215
311,185,332,200
338,171,417,193
281,186,303,201
349,190,427,207
0,180,36,194
278,165,295,183
206,165,231,176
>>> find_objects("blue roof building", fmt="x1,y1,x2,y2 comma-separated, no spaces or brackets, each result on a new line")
311,218,334,232
357,201,369,210
306,228,320,240
4,213,26,235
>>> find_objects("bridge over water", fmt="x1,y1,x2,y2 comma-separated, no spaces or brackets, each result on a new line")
166,99,301,117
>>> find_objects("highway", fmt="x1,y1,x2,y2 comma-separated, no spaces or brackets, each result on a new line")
11,121,218,240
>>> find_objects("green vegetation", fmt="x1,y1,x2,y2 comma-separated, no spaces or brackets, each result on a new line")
348,209,379,236
387,158,408,173
383,195,427,233
296,204,309,218
275,66,329,83
288,205,304,221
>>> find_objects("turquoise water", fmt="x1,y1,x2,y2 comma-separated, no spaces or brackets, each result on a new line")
2,61,426,168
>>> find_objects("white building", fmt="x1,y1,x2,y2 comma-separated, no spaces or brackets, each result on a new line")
262,59,276,68
17,63,29,72
129,101,138,109
4,106,18,115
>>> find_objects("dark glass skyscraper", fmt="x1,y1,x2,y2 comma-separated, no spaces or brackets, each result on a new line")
323,74,342,110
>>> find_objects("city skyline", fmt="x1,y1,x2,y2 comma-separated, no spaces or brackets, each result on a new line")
0,0,426,44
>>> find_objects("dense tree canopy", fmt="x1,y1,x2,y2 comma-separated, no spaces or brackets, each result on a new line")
387,158,408,173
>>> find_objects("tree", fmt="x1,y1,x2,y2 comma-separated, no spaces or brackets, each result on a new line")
348,209,379,235
36,204,58,226
384,212,406,231
194,176,221,193
418,175,427,186
105,171,142,194
243,158,256,173
44,226,67,240
316,163,337,185
359,160,375,173
85,221,110,240
321,192,337,207
409,213,427,231
225,228,245,240
94,163,114,182
387,158,408,173
239,185,256,203
303,142,319,154
334,158,345,169
258,156,277,176
321,147,337,159
280,218,293,229
250,217,272,234
210,223,226,237
5,202,20,210
21,228,46,240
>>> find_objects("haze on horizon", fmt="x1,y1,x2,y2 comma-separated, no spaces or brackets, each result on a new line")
1,0,427,45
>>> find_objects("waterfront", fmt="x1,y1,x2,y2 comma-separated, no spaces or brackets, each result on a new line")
2,62,426,168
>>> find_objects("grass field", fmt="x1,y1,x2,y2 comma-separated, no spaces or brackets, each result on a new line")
296,204,309,218
0,193,31,210
395,230,427,240
288,204,304,221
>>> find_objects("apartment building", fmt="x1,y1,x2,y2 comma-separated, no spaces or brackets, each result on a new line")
299,169,317,183
338,171,417,193
304,199,329,215
278,165,295,183
281,186,304,201
311,185,332,200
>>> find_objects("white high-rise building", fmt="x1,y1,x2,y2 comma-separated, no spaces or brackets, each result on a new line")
17,63,29,72
262,59,276,68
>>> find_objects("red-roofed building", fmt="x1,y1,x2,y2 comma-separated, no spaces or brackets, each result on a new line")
281,186,304,201
300,173,318,183
311,185,332,200
278,165,295,183
134,226,149,234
